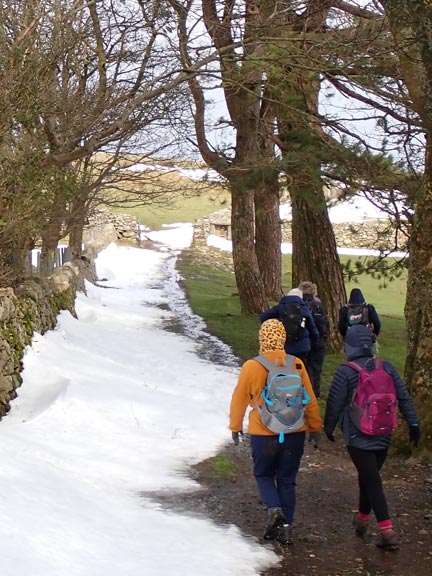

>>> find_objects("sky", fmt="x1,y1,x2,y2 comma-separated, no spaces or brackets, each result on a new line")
0,195,401,576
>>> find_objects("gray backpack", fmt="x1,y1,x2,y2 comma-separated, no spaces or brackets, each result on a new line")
253,355,310,443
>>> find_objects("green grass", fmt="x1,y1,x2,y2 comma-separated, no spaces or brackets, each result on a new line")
179,253,260,361
206,455,238,480
178,251,408,391
282,254,407,318
113,188,230,231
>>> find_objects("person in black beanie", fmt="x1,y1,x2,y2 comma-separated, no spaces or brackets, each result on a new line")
338,288,381,340
324,325,420,551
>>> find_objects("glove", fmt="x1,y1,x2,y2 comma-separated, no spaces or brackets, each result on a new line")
409,425,420,448
309,431,320,448
232,431,244,446
325,430,335,443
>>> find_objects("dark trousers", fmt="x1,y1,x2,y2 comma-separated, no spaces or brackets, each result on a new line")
294,350,309,368
250,432,305,524
307,342,325,398
347,445,390,521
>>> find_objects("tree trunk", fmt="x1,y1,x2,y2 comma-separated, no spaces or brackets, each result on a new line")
291,187,345,353
40,218,63,277
255,172,283,301
66,196,88,261
404,143,432,400
382,0,432,444
276,66,346,351
0,236,33,284
231,181,268,315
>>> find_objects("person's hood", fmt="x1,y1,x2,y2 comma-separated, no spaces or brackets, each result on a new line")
348,288,365,305
259,319,286,354
281,294,304,306
344,325,373,360
287,288,303,298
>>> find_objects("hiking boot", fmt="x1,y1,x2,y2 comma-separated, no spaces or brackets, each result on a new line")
263,507,285,540
375,529,399,551
277,523,293,546
353,513,368,537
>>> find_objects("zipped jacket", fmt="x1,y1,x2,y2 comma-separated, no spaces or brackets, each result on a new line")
260,295,319,355
324,355,418,450
229,350,322,435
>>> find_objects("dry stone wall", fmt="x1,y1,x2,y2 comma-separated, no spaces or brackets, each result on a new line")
193,213,408,252
0,244,100,418
0,208,138,419
83,208,140,252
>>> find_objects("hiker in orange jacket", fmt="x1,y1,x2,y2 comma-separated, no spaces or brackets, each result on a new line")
229,319,322,546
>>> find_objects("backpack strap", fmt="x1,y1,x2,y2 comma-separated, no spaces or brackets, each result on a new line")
251,354,296,413
343,358,379,372
342,361,364,372
343,359,379,407
253,354,295,371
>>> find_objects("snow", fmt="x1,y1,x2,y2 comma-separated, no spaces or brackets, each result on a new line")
125,161,221,182
1,240,277,576
0,193,405,575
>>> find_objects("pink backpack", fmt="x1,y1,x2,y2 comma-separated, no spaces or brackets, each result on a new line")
344,359,398,436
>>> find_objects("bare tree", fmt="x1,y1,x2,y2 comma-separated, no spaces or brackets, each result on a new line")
0,0,214,281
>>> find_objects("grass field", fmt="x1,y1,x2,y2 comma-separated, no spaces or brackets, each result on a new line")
112,185,230,231
177,249,408,399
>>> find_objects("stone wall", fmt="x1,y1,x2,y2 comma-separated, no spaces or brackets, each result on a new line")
0,248,98,418
281,220,408,251
83,208,140,252
0,208,139,419
193,214,408,251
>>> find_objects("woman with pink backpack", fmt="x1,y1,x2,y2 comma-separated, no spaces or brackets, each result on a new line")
323,325,420,551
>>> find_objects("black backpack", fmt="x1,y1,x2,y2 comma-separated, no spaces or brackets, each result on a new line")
307,300,329,338
347,303,370,327
281,300,305,343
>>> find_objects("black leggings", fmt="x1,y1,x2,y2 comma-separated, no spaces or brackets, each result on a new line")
347,445,390,521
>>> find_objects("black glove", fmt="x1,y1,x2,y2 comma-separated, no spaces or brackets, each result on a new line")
309,431,320,448
409,425,420,448
325,430,335,443
232,431,244,446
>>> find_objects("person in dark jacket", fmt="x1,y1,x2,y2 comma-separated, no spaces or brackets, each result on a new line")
323,325,420,551
298,281,330,399
260,288,319,366
338,288,381,339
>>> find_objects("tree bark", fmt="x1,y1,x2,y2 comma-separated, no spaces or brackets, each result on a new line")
39,198,66,277
231,179,269,314
66,194,89,261
381,0,432,442
404,145,432,398
254,171,283,301
254,91,283,301
275,75,345,350
291,187,345,352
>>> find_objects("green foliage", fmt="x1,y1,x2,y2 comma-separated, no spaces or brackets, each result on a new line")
341,254,409,288
49,288,76,319
206,455,238,480
177,252,408,375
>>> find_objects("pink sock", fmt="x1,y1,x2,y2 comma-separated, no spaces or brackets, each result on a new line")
358,512,370,522
378,519,393,531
